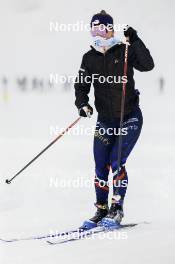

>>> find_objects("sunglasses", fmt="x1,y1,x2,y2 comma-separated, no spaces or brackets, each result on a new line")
91,25,108,38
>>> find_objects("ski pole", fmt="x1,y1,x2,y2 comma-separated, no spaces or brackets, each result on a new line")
116,43,129,175
5,117,81,184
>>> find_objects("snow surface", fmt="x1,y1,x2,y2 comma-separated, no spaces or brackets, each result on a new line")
0,0,175,264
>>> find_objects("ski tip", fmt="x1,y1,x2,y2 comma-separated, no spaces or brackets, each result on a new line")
0,238,17,243
46,240,56,245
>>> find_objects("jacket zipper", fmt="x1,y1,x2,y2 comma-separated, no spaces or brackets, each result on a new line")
103,54,109,118
103,53,113,119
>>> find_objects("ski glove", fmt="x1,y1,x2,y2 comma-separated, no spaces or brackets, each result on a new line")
79,104,93,118
124,26,139,44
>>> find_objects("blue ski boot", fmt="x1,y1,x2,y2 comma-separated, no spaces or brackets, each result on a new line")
80,203,109,230
99,203,124,229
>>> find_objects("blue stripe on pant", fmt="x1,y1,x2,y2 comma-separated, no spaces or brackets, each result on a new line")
93,107,143,205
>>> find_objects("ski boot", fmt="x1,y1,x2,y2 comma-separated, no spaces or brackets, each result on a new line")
99,202,124,229
80,203,109,230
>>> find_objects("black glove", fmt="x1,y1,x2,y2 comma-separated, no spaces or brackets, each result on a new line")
79,104,93,117
124,26,139,44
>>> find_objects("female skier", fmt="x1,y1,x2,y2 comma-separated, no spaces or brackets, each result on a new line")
75,10,154,229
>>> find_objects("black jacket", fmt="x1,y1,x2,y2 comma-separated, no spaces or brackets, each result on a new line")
75,38,154,120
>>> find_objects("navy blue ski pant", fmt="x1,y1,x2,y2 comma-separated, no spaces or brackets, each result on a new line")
93,107,143,205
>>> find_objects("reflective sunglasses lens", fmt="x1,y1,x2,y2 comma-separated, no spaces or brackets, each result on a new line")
91,26,107,37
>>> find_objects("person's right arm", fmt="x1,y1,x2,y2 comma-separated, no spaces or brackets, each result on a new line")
74,54,93,117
